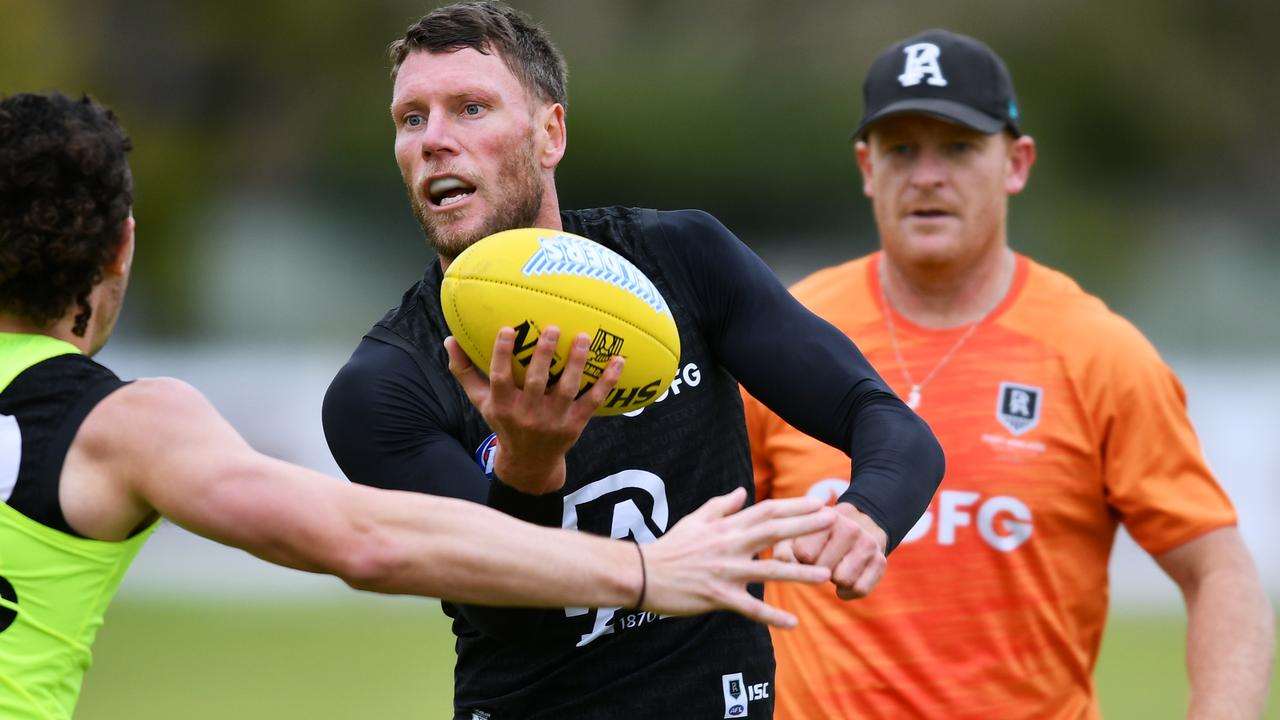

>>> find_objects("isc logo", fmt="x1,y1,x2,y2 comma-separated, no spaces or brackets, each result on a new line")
806,480,1033,552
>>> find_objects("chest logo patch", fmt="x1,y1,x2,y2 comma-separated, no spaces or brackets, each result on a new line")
473,433,499,478
996,382,1042,435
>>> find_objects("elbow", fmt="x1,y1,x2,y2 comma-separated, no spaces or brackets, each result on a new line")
332,529,408,594
912,413,946,490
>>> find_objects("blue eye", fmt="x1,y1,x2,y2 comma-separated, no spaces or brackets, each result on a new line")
405,115,423,127
463,103,483,116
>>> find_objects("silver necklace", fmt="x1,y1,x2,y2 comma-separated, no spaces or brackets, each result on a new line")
880,252,1012,411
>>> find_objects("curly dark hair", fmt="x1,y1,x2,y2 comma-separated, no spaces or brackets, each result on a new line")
388,1,568,109
0,92,134,336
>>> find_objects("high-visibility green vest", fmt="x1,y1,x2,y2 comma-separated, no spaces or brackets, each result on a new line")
0,333,157,719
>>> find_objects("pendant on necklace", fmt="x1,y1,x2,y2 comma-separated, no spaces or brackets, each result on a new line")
906,385,921,410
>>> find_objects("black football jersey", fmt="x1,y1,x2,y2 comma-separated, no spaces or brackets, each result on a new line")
324,207,943,718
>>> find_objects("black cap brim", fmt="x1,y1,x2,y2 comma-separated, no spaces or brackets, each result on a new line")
853,98,1012,140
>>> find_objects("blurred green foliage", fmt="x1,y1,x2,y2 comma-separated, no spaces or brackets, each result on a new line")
2,0,1277,346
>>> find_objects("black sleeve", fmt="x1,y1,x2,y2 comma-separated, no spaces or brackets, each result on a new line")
651,210,945,552
322,336,488,503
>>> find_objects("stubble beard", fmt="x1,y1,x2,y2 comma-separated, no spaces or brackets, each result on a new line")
409,139,545,260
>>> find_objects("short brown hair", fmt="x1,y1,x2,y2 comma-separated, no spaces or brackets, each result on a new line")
388,1,568,109
0,92,133,336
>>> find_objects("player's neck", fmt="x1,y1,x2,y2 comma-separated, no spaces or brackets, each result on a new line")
0,313,93,354
880,246,1015,329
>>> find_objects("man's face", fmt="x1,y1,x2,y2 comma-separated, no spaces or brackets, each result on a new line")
856,114,1033,272
391,48,562,260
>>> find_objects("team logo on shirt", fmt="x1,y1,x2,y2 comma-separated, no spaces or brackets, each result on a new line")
562,470,672,646
474,433,499,478
996,382,1042,435
720,672,768,717
722,672,747,717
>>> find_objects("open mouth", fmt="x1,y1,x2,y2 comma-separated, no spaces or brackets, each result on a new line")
911,209,950,218
428,176,476,208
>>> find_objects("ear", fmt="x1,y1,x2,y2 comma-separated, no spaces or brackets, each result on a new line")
1005,135,1036,195
537,103,567,170
109,215,136,278
854,140,874,198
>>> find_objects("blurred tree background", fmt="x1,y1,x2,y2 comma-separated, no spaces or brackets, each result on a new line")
3,0,1277,354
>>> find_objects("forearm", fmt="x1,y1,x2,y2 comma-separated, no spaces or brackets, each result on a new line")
838,398,944,552
342,487,640,608
1182,564,1274,718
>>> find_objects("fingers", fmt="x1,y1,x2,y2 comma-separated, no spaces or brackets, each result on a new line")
772,539,798,563
737,558,830,584
573,354,625,418
791,528,832,565
722,495,826,528
444,336,490,405
520,326,560,397
833,549,886,599
785,506,889,601
552,332,589,401
686,486,748,522
721,590,801,630
487,327,518,407
811,525,858,571
736,509,836,553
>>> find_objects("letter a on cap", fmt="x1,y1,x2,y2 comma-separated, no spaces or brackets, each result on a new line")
898,43,947,87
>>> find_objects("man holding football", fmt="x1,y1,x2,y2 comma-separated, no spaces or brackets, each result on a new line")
744,28,1274,719
0,90,848,720
323,2,945,717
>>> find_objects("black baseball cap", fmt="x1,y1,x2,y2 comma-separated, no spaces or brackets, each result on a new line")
853,29,1021,139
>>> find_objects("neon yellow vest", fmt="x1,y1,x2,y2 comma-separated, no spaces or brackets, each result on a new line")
0,333,158,720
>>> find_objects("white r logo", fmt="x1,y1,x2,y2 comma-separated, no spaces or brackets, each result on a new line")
899,42,948,87
562,470,670,646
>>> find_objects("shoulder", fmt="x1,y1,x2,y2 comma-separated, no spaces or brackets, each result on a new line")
7,351,122,394
564,207,733,246
789,255,875,313
324,335,441,415
71,377,221,465
651,208,732,238
1010,256,1167,371
84,377,212,431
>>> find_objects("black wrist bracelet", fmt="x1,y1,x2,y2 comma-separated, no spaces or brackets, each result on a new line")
632,540,647,610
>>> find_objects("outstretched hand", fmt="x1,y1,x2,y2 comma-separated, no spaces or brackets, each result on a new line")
641,487,835,628
444,326,623,494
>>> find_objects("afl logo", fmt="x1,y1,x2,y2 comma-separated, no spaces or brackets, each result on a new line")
474,433,499,478
728,706,745,717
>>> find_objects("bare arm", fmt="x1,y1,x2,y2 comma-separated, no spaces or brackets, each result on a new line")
1154,527,1274,719
71,377,832,624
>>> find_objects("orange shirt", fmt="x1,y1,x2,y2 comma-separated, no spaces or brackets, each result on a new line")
744,252,1236,720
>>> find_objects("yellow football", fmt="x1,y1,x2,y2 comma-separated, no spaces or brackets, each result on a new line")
441,228,681,417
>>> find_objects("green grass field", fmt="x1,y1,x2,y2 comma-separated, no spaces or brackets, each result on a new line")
77,597,1277,719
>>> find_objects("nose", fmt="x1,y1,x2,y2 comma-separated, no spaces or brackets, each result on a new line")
419,113,459,159
908,147,946,189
